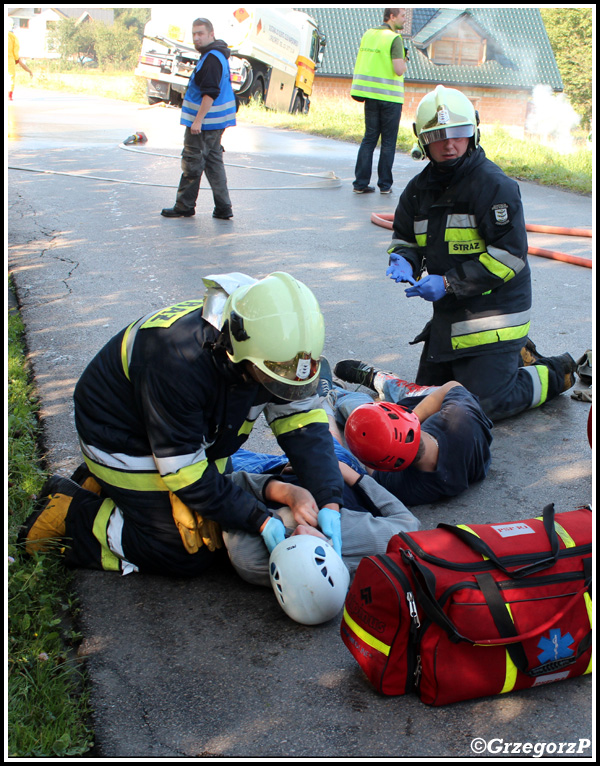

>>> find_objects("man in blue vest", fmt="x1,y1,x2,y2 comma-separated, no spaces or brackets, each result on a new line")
161,18,237,219
351,8,407,194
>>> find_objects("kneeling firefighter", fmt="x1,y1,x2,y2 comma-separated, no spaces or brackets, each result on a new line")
386,85,577,421
20,272,344,577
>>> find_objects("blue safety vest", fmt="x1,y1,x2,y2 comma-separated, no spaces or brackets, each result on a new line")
181,49,237,131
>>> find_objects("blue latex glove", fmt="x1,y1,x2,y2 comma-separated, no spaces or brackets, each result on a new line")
261,517,286,553
317,508,342,557
386,254,417,285
405,274,447,302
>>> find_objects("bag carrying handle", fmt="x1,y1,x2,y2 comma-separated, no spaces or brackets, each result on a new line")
436,503,560,578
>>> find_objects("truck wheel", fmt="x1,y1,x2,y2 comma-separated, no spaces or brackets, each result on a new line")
249,78,264,104
291,92,304,114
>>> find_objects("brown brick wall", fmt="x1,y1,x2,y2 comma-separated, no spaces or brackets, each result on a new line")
312,76,531,131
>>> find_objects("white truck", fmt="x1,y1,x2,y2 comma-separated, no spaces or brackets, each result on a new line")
135,5,326,114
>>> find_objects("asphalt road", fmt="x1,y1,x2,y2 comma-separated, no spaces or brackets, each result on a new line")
8,88,594,759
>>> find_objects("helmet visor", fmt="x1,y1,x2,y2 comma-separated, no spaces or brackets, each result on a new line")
250,355,321,401
264,353,320,383
420,124,474,146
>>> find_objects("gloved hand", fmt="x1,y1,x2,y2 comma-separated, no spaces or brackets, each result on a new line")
260,516,286,553
405,274,447,302
386,254,417,285
317,508,342,557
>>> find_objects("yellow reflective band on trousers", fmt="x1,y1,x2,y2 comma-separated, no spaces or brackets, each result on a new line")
269,408,329,438
343,607,391,656
92,498,121,571
451,321,530,351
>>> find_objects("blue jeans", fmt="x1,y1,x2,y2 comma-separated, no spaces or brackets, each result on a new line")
354,99,402,191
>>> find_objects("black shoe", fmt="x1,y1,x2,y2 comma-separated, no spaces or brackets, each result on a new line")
161,207,195,218
353,186,375,194
213,210,233,220
317,356,333,398
334,359,376,390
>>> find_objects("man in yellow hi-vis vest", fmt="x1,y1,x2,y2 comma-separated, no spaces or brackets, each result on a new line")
351,8,407,194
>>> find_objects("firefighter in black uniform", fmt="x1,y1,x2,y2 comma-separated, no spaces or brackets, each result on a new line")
20,273,345,577
383,85,576,421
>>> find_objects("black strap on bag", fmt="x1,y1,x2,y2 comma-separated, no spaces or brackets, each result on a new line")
437,503,560,579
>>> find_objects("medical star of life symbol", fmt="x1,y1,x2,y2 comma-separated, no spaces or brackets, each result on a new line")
537,629,574,664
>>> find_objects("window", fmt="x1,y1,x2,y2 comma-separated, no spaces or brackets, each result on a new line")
429,23,486,67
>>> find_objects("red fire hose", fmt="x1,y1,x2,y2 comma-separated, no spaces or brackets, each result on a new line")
371,213,593,269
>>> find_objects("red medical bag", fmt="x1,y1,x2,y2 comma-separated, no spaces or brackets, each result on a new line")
341,504,592,705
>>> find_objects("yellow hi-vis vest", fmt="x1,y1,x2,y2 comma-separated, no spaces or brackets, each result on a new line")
351,28,405,104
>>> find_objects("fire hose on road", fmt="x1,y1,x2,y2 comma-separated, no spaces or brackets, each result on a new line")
370,212,593,269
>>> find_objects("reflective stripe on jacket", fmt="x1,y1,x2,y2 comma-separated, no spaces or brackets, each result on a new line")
351,28,405,104
389,147,531,361
181,49,237,130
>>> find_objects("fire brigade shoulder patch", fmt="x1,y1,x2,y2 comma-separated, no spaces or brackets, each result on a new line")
492,203,510,225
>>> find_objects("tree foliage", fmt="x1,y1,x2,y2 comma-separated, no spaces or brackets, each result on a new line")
540,7,593,129
48,10,151,70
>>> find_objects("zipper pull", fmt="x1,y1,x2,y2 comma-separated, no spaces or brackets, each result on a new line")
406,591,421,628
414,654,422,687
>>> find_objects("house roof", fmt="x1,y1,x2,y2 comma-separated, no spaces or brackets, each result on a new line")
297,7,562,91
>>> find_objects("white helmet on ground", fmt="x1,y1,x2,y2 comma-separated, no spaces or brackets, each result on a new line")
269,536,350,625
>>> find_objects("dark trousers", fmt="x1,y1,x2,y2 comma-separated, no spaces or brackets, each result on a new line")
415,346,566,422
175,127,232,216
354,99,402,191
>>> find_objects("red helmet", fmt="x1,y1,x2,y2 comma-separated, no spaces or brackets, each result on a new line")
345,402,421,471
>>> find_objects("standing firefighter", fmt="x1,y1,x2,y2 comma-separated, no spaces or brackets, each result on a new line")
20,273,344,576
384,85,576,421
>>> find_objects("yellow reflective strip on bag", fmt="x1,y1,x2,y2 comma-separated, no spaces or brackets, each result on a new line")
451,322,530,350
584,592,592,674
92,498,121,572
535,517,577,548
342,607,391,657
83,456,168,492
456,524,489,560
500,604,518,694
269,408,329,438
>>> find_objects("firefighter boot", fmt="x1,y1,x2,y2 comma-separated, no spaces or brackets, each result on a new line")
520,338,543,366
17,475,80,555
70,462,103,496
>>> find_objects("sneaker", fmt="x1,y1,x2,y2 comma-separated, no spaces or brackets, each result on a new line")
317,356,334,398
380,188,392,194
17,475,79,555
161,207,195,218
353,186,375,194
213,210,233,220
334,359,377,390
